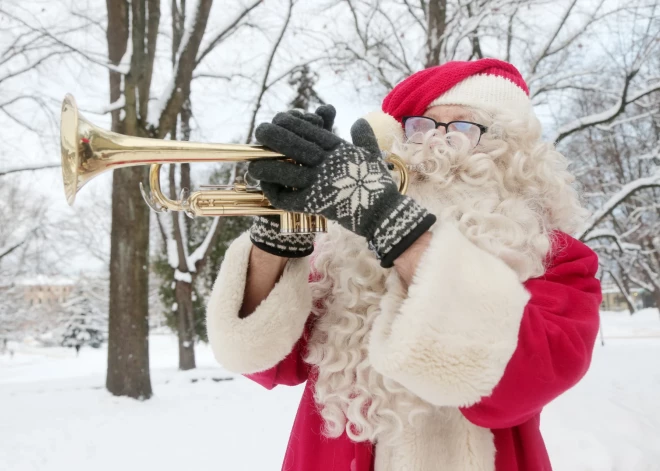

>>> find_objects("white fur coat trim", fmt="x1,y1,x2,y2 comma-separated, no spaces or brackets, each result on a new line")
206,232,312,374
369,223,530,407
375,408,496,471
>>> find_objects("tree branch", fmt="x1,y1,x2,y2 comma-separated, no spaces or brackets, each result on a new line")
0,228,38,260
155,0,214,138
577,169,660,241
244,0,295,144
195,0,263,66
554,74,660,143
402,0,427,32
0,163,60,177
530,0,577,75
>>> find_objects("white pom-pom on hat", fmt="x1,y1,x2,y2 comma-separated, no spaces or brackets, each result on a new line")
361,111,404,152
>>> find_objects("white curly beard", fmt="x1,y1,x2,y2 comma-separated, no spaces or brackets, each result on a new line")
303,125,580,444
305,224,430,445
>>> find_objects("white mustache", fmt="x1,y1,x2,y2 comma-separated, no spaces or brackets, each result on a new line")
405,160,439,175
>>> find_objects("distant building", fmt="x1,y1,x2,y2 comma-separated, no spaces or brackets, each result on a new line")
15,275,75,307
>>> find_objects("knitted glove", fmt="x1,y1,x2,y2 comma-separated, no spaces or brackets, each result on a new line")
248,105,336,258
249,113,436,267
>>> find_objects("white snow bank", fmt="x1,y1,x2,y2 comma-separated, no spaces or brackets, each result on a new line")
0,311,658,470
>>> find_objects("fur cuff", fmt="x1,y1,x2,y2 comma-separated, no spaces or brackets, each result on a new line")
369,223,530,407
206,232,312,374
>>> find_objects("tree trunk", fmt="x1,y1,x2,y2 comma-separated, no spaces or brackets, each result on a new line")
106,0,128,130
167,2,197,368
105,0,153,399
425,0,447,68
609,271,637,315
171,160,196,370
107,165,153,399
175,279,196,370
652,288,660,314
175,113,196,369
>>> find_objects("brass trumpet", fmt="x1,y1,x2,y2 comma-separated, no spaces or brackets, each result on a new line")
60,94,409,233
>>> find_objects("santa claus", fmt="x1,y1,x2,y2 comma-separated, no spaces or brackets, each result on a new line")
206,59,602,471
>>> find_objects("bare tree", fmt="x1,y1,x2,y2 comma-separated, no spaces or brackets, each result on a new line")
562,4,660,311
0,179,47,270
323,0,528,91
155,0,299,370
0,6,72,137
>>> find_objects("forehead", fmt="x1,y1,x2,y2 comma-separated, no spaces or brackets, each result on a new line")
423,105,472,122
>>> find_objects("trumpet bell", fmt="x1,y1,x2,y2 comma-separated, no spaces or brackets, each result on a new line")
61,95,82,205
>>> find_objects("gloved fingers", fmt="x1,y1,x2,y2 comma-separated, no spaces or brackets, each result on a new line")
302,111,324,128
350,118,381,157
287,109,324,128
314,104,336,131
287,109,305,119
248,160,316,189
272,112,342,150
259,182,308,213
255,122,326,167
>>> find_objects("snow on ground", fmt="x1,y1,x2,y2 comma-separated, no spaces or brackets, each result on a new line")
1,310,659,471
544,309,660,471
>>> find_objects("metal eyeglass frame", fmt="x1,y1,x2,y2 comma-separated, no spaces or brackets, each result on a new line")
402,116,488,147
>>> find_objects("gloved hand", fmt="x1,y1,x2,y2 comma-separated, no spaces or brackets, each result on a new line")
249,112,436,267
248,105,336,258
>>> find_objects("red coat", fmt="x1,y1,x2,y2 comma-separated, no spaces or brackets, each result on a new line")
246,232,601,470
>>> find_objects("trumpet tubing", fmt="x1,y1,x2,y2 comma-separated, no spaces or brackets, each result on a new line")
60,94,407,235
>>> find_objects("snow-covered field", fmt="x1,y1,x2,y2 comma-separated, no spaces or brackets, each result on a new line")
1,309,659,471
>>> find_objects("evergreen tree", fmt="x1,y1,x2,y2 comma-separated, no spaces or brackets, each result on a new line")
60,288,106,350
288,64,325,111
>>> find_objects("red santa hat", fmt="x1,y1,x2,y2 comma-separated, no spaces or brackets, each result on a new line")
364,59,531,148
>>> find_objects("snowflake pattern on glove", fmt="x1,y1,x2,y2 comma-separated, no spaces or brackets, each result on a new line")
304,143,394,231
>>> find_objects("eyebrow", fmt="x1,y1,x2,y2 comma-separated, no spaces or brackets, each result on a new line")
426,112,472,122
447,111,472,121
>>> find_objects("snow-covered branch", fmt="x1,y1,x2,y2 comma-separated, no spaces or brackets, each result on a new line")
553,77,660,143
583,229,624,252
640,261,660,292
0,163,60,177
596,108,660,132
187,217,220,269
577,169,660,241
627,273,654,292
195,0,264,66
84,97,126,115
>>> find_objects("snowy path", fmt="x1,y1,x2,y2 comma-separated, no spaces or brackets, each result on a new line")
1,310,659,471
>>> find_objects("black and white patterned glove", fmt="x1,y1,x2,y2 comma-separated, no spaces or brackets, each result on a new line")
249,113,436,267
248,106,336,258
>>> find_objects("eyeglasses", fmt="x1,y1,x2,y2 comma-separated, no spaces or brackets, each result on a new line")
402,116,488,147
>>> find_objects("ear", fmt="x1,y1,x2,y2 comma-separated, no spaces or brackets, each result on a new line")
361,111,404,152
